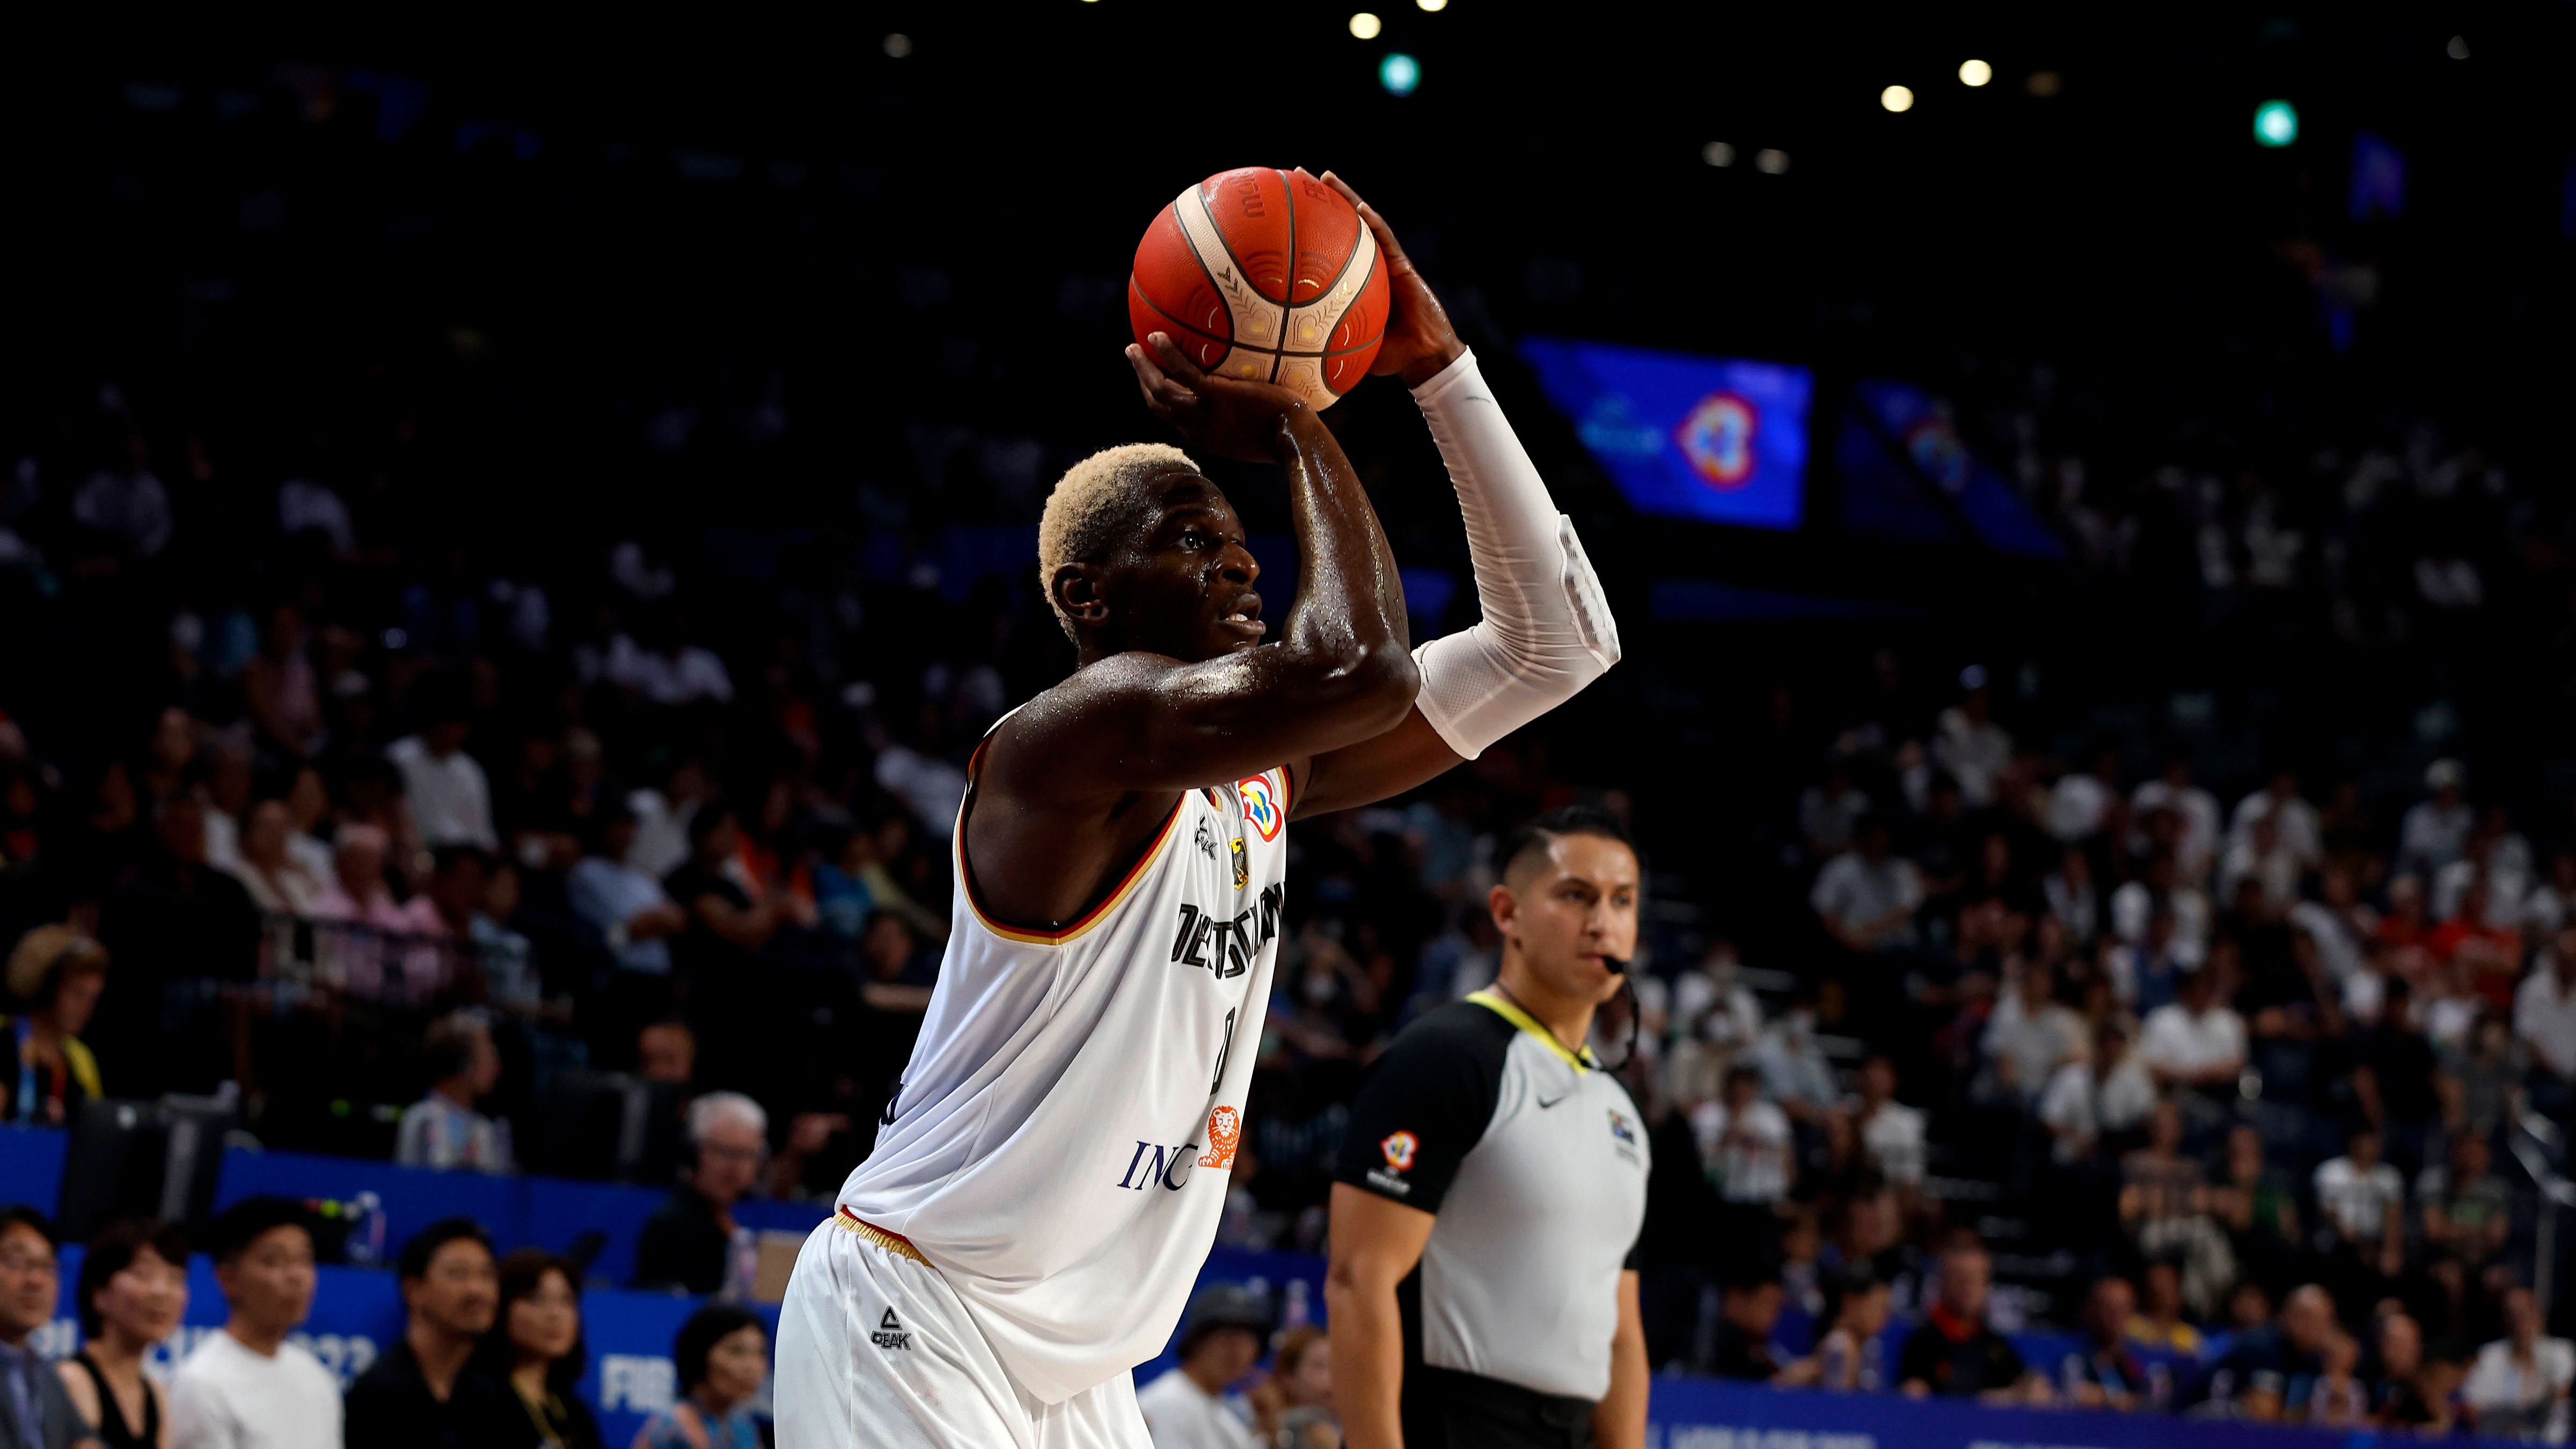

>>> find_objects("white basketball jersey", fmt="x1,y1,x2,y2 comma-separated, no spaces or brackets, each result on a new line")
835,750,1291,1406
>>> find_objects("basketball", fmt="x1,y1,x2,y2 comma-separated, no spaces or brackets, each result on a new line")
1129,166,1391,410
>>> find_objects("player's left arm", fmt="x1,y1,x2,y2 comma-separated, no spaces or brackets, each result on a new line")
1289,174,1619,821
1593,1269,1649,1449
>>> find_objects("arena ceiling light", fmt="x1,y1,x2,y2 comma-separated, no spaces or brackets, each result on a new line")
1881,84,1915,113
1380,53,1421,95
1702,141,1736,167
882,33,912,57
1958,58,1992,87
1754,148,1789,174
2447,34,2470,58
1417,0,1448,10
2253,99,2299,147
1350,11,1382,38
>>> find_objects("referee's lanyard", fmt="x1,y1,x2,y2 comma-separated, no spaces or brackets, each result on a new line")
12,1018,36,1124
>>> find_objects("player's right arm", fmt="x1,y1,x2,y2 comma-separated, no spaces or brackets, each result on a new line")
992,341,1418,801
1326,1184,1437,1449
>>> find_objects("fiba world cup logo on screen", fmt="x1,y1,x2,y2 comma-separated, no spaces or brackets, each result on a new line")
1674,390,1758,489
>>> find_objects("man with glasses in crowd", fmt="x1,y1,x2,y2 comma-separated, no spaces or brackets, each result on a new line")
0,1207,85,1449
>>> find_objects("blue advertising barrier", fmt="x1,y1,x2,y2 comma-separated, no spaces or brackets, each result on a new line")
213,1147,833,1285
46,1247,779,1448
0,1125,68,1216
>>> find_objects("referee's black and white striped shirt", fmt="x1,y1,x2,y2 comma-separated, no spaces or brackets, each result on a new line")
1334,989,1650,1402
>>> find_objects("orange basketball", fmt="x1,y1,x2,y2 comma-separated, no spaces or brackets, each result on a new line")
1129,166,1390,410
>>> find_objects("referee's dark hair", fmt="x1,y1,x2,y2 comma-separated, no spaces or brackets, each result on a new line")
1497,804,1638,882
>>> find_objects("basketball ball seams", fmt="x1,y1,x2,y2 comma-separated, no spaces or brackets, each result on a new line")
1127,280,1232,370
1269,169,1294,384
1174,184,1283,357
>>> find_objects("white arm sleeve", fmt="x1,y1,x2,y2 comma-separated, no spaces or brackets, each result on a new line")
1407,348,1620,759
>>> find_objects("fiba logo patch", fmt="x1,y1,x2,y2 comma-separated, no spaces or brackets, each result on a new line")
1201,1106,1241,1168
1236,775,1283,841
1674,391,1758,488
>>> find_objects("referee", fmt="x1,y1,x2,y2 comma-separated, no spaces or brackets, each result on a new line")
1326,806,1649,1449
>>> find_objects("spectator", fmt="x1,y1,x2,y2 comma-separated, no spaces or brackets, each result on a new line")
1690,1066,1792,1263
1799,760,1871,858
2131,756,2221,889
2047,744,2121,845
2105,905,2189,1016
2461,1287,2572,1441
629,1306,765,1449
2289,865,2374,987
226,800,339,915
475,1250,602,1449
1810,816,1922,955
343,1219,515,1449
2119,1100,2231,1318
313,823,414,933
2419,1133,2513,1334
2399,760,2473,880
394,1012,513,1173
2,926,108,1124
637,1019,697,1087
1813,1268,1892,1392
1705,1267,1806,1384
243,605,324,763
2042,846,2101,944
2138,969,2246,1102
2125,1260,2204,1357
0,1207,83,1449
2351,976,2445,1170
1979,958,2084,1105
2230,770,2322,870
2308,1332,2369,1426
386,679,496,852
632,1093,765,1296
1898,1238,2048,1403
2369,1310,2425,1421
1751,994,1838,1126
568,806,686,978
2059,1277,2149,1411
1848,1055,1926,1190
1135,1284,1266,1448
2039,1020,2155,1166
2199,1283,2334,1416
1932,668,2012,807
1251,1323,1339,1449
168,1196,342,1449
2312,1128,2405,1309
2517,932,2576,1117
60,1218,188,1449
2212,1124,2301,1296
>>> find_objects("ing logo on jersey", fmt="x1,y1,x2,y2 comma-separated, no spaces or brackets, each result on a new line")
1236,775,1283,841
1201,1106,1241,1168
1380,1131,1418,1173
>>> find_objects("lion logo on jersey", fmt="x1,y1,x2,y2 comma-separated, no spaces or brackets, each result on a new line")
1200,1106,1242,1168
1236,774,1283,841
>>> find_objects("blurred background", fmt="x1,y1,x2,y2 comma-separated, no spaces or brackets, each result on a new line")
3,4,2575,1443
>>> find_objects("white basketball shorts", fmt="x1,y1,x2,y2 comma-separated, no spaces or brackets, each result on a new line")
773,1213,1153,1449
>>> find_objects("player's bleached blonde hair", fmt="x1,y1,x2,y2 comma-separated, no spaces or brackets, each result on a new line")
1036,442,1200,642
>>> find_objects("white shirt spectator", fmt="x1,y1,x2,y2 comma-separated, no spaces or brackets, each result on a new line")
1754,1016,1838,1114
1981,990,2086,1103
394,1093,513,1174
1134,1367,1261,1449
2434,857,2531,928
2313,1154,2405,1244
2132,778,2222,885
169,1324,346,1449
2342,963,2389,1027
2043,865,2099,943
2289,899,2369,983
2216,838,2302,912
604,633,734,705
626,786,697,881
1854,1099,1927,1185
2517,963,2576,1081
2229,788,2322,867
2527,879,2576,938
1933,706,2012,807
2460,1336,2574,1443
2110,882,2210,967
386,735,497,851
1671,967,1763,1056
1690,1097,1792,1204
2139,1000,2246,1081
2037,1056,2157,1165
569,854,676,974
875,742,969,841
2047,770,2114,843
1810,851,1923,947
2400,798,2476,879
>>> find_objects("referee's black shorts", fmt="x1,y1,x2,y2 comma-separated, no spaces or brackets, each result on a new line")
1401,1365,1596,1449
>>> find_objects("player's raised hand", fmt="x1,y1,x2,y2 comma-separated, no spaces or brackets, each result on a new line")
1321,171,1465,387
1126,332,1311,464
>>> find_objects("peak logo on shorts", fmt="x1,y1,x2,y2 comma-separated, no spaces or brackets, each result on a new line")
1237,775,1283,841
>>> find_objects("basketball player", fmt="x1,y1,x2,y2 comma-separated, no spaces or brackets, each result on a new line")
774,174,1621,1449
1328,807,1649,1449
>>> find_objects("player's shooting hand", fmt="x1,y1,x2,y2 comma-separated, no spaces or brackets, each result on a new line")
1321,171,1464,387
1126,332,1309,463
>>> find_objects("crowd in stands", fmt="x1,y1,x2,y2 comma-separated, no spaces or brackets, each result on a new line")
0,1199,774,1449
